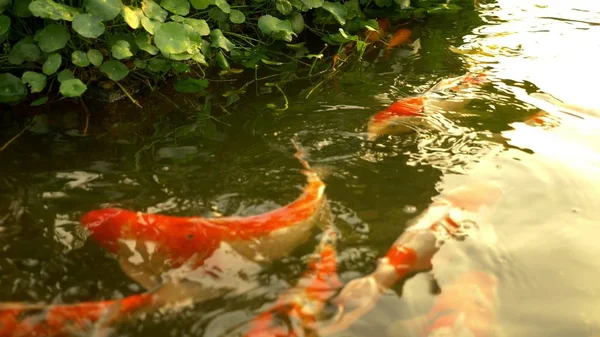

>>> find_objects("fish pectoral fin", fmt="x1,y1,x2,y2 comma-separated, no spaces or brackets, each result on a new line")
119,257,163,291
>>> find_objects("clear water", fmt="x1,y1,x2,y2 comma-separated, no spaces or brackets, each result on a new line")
2,1,600,336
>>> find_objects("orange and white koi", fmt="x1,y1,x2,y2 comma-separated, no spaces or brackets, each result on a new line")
243,227,342,337
422,271,499,337
0,293,155,337
79,141,329,293
320,180,503,334
385,28,412,57
367,73,488,140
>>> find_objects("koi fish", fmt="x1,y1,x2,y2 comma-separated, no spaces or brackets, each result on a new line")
365,18,391,44
243,227,342,337
0,293,155,337
80,140,330,296
385,28,412,57
320,180,503,334
422,271,498,337
366,73,488,140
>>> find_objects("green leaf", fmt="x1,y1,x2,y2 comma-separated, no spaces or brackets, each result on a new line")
184,18,210,39
162,51,191,60
276,0,292,15
0,15,10,37
208,7,228,22
111,40,134,59
31,96,49,106
171,61,189,73
135,32,159,55
0,73,28,103
215,50,229,70
301,0,323,9
210,29,235,51
133,59,147,69
322,1,347,25
191,48,207,66
212,0,230,13
57,69,75,82
28,0,79,21
162,0,189,15
42,53,62,75
84,0,123,21
154,22,190,54
374,0,392,7
87,49,104,66
72,13,105,38
9,38,41,65
258,15,295,42
21,71,47,93
147,58,170,72
427,3,462,15
13,0,33,17
171,14,185,22
34,24,69,53
189,0,210,9
60,79,87,97
229,9,245,23
142,0,167,22
121,6,141,29
100,60,129,80
141,16,159,34
174,78,208,93
72,50,90,66
289,12,304,34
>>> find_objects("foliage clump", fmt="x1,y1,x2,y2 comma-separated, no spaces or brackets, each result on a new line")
0,0,465,106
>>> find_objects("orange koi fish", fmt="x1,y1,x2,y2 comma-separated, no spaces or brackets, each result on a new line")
243,227,342,337
80,141,329,295
385,28,412,57
422,271,498,337
0,293,155,337
367,73,488,140
365,18,391,44
320,180,503,334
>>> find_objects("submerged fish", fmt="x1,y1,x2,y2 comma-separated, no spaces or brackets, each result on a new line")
243,227,342,337
80,141,330,295
320,180,503,334
385,28,413,57
367,73,488,140
365,18,391,44
422,271,499,337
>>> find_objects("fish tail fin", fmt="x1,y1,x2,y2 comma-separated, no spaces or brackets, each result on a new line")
291,136,331,182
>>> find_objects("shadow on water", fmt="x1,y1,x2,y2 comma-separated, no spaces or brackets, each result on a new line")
2,1,600,336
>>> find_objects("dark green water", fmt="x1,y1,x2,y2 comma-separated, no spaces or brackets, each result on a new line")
2,1,600,336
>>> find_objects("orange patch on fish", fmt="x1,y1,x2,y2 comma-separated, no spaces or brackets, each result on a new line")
367,96,427,140
385,28,412,56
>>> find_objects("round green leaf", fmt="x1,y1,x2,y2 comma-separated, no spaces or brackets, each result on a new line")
28,0,79,21
135,32,159,55
14,0,33,17
87,49,104,66
322,1,347,25
210,29,235,51
213,0,230,13
258,15,295,42
83,0,123,21
141,16,159,34
111,40,134,59
71,50,90,67
31,96,49,106
22,71,47,93
174,78,208,93
133,59,147,69
0,15,10,36
162,51,191,61
189,0,209,9
183,18,209,41
147,58,170,72
60,78,87,97
154,22,190,54
289,12,304,34
100,60,129,81
34,24,69,53
162,0,189,16
42,53,62,75
141,0,167,22
301,0,323,8
57,69,75,82
0,73,28,103
229,9,245,24
276,0,292,15
72,13,105,38
121,6,141,28
9,38,41,65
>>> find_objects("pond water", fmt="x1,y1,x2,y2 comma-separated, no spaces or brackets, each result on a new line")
2,0,600,336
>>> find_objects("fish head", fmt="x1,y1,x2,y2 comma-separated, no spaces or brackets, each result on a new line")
80,208,134,253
